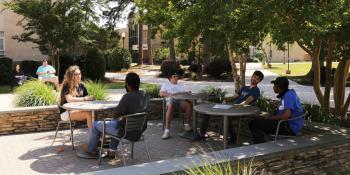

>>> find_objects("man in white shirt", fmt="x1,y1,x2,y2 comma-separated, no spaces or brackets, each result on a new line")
159,71,192,139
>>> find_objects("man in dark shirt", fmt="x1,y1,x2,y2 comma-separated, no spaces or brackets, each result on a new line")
85,72,149,156
195,70,264,143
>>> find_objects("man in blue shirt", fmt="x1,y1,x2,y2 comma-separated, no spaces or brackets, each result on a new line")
36,58,60,90
194,70,264,143
249,76,304,144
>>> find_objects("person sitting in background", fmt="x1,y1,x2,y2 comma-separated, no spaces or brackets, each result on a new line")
160,70,193,139
194,70,264,143
36,58,60,90
11,64,27,91
60,65,94,128
249,76,303,144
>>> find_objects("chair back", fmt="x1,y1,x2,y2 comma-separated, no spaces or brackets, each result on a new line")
119,112,147,142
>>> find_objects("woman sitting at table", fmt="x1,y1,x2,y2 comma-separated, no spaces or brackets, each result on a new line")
60,65,94,128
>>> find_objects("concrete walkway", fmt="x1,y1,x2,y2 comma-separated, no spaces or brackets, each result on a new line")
1,63,349,110
106,63,349,108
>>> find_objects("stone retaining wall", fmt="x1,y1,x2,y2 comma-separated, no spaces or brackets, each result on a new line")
0,99,164,135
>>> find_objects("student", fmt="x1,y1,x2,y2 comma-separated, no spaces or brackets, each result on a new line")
194,70,264,143
36,58,60,90
60,65,94,128
160,70,192,139
85,72,149,157
249,76,303,144
11,64,26,91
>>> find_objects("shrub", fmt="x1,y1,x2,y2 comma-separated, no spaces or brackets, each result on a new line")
59,54,75,81
302,104,341,125
75,55,87,79
154,48,169,63
85,48,106,81
141,84,160,98
256,94,276,114
0,57,13,85
204,59,232,78
106,48,132,71
21,60,40,78
200,86,227,103
14,80,58,107
182,158,266,175
180,59,189,65
83,80,107,100
160,60,183,77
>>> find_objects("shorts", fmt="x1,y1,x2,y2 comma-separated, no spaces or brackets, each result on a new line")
166,97,186,108
60,111,70,121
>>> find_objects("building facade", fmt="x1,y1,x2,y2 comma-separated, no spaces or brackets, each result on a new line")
0,1,45,61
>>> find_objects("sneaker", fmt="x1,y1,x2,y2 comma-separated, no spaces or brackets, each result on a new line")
162,129,170,139
184,124,192,132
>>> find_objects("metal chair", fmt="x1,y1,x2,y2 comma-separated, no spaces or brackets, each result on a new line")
98,112,151,165
272,113,306,142
51,109,76,150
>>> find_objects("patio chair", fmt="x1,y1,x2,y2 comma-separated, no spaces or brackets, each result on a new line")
51,109,76,150
271,113,306,142
98,112,151,165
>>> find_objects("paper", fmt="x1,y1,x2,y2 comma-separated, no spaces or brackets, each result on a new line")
212,104,232,109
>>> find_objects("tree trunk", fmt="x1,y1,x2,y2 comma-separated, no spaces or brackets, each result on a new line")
203,36,211,65
239,52,246,87
311,39,324,107
333,58,350,117
169,38,176,62
138,23,143,65
260,45,271,68
147,24,153,65
323,36,335,112
226,36,241,95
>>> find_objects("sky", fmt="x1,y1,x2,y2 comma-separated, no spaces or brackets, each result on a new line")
95,2,132,29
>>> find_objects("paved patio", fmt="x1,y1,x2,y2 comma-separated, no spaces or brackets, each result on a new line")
0,118,251,175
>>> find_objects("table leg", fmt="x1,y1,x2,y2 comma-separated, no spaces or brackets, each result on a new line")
192,100,197,132
223,115,228,149
91,110,95,122
236,116,241,144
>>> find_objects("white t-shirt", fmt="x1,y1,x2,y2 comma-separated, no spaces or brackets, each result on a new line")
160,81,187,100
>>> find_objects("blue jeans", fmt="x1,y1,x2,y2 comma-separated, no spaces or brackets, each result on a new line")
88,119,119,153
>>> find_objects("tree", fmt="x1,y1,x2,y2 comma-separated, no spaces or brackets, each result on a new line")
5,0,97,76
267,0,350,117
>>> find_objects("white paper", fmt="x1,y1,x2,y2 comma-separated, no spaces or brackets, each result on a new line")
212,104,232,109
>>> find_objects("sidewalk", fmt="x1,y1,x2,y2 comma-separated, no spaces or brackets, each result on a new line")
1,63,349,110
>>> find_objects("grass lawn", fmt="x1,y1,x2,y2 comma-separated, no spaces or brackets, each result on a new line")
263,61,349,77
0,85,11,94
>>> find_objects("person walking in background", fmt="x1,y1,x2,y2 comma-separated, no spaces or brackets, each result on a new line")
36,58,60,90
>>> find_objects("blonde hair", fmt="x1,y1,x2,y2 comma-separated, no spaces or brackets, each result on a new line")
61,65,81,97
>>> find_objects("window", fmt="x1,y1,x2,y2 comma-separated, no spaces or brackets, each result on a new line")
0,31,4,57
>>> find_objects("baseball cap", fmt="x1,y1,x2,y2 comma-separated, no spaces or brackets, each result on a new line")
271,77,289,87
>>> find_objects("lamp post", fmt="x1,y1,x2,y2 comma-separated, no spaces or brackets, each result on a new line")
121,32,126,49
286,43,291,74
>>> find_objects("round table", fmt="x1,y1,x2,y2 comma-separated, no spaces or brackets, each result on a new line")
194,103,260,148
62,100,119,120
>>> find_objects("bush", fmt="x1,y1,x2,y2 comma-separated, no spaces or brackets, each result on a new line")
302,104,341,125
180,59,189,65
106,48,132,71
83,80,107,100
200,86,227,103
59,54,75,81
75,55,87,79
154,48,169,63
14,80,58,107
85,48,106,81
141,84,160,98
21,60,40,78
0,57,13,85
160,60,183,77
256,95,277,114
204,59,232,78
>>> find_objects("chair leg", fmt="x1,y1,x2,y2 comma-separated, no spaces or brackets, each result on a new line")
120,140,126,166
69,121,74,150
51,122,62,146
98,132,105,165
236,117,242,144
